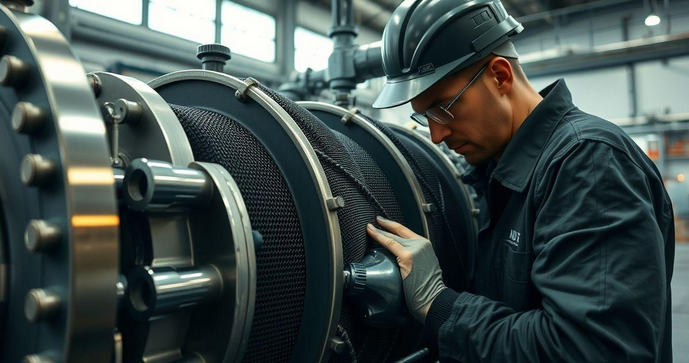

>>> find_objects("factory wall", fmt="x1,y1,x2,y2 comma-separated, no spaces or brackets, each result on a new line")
522,0,689,122
374,0,689,125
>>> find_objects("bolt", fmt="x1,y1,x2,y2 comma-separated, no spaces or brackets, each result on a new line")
422,203,436,213
24,219,60,253
0,55,30,88
20,154,56,187
326,196,346,211
113,98,143,125
12,102,46,135
87,73,102,97
330,338,345,353
24,288,60,323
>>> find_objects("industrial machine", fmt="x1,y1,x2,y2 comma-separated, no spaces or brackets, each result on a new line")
0,0,478,362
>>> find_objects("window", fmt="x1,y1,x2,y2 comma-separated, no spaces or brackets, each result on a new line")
70,0,143,25
148,0,216,44
221,2,276,63
294,27,333,73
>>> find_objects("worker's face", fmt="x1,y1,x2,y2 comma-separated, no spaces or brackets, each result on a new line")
411,57,514,165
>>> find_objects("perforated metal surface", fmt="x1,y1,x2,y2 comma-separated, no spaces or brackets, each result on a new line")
166,89,464,362
170,104,306,363
364,117,475,292
259,87,413,362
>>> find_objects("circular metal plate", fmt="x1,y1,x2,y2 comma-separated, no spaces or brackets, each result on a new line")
91,72,194,166
0,7,118,362
150,70,343,363
187,162,256,363
88,72,205,362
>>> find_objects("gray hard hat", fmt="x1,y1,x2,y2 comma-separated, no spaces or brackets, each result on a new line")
373,0,523,109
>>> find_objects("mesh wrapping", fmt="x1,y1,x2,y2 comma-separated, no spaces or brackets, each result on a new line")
171,88,416,362
170,104,306,363
361,116,474,292
258,86,415,362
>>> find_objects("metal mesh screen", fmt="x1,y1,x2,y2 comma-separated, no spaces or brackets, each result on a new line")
169,104,306,363
362,116,474,292
170,94,420,362
258,86,418,362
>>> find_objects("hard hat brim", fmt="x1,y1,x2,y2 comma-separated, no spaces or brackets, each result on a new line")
372,53,473,109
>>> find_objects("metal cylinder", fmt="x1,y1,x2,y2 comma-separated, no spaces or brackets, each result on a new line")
24,219,60,254
24,288,61,323
344,249,407,327
127,265,222,321
354,42,385,81
113,167,125,199
123,158,213,211
196,44,231,72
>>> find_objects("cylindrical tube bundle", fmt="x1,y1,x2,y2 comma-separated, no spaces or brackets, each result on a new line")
259,87,420,362
164,83,412,361
123,158,213,211
168,103,310,363
127,265,222,321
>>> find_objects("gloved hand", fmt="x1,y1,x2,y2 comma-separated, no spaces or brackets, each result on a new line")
366,216,446,323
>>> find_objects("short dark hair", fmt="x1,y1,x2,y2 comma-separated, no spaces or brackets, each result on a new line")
507,57,528,83
450,55,527,84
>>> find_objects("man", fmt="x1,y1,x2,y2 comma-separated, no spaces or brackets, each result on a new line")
367,0,675,361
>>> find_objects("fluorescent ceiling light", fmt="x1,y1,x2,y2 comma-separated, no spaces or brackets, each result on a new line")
645,14,661,27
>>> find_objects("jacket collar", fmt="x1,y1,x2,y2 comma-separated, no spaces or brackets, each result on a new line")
462,79,575,193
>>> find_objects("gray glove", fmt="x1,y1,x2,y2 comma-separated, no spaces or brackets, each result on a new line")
366,216,447,323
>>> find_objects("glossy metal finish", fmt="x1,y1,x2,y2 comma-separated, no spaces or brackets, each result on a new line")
90,72,194,167
344,249,407,327
21,353,55,363
12,102,46,134
189,161,256,363
127,265,223,319
123,158,213,211
0,6,119,362
88,72,198,362
0,54,29,87
23,219,60,253
20,154,56,187
150,70,343,363
24,288,60,323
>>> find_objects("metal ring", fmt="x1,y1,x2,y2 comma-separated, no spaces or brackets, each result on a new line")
191,162,256,363
0,7,118,362
150,70,343,363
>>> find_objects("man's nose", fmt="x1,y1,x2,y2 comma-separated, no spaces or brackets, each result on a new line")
428,121,452,145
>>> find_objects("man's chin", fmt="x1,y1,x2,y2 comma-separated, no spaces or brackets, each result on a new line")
459,151,489,166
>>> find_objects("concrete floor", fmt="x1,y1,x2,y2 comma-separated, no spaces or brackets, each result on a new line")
673,243,689,362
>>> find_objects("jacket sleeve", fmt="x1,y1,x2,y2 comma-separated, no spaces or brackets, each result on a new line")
424,140,671,362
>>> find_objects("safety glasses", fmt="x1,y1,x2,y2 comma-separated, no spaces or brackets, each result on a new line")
410,63,489,127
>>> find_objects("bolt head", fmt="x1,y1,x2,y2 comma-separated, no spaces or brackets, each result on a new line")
24,219,60,253
25,288,60,323
12,102,45,134
20,154,55,187
0,55,30,87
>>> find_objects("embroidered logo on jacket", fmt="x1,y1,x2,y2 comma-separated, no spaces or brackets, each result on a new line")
507,229,521,247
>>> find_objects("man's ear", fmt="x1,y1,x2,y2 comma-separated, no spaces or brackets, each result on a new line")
488,57,513,96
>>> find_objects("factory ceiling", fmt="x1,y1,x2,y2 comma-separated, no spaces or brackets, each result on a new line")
307,0,628,33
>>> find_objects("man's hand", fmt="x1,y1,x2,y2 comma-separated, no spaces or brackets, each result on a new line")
366,216,447,323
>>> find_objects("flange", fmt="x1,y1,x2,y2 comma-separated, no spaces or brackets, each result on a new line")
150,70,343,363
0,5,118,362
